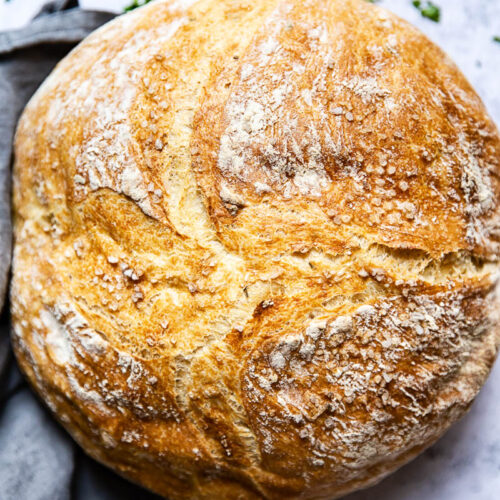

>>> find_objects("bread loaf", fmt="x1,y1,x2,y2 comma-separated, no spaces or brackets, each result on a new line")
11,0,500,498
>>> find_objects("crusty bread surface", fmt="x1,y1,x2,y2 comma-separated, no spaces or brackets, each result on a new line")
10,0,500,498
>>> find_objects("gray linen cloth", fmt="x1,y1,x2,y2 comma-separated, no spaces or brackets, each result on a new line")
0,3,160,499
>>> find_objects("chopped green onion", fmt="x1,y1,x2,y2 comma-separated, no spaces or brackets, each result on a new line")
412,1,441,22
124,0,152,13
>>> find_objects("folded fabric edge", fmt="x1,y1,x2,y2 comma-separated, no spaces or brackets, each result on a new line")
0,9,116,55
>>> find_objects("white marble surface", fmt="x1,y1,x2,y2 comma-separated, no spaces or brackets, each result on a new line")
1,1,500,499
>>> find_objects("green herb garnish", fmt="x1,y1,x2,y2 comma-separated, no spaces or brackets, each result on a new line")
494,36,500,43
412,1,440,22
124,0,152,13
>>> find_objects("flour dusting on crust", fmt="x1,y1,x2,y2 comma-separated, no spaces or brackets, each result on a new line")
217,6,333,198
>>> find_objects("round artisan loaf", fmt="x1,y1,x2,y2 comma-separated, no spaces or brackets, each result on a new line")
10,0,500,498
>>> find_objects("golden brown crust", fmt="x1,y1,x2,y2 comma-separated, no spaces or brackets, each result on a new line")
10,0,500,498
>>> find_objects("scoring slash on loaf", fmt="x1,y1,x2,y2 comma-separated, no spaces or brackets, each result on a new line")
10,0,500,498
